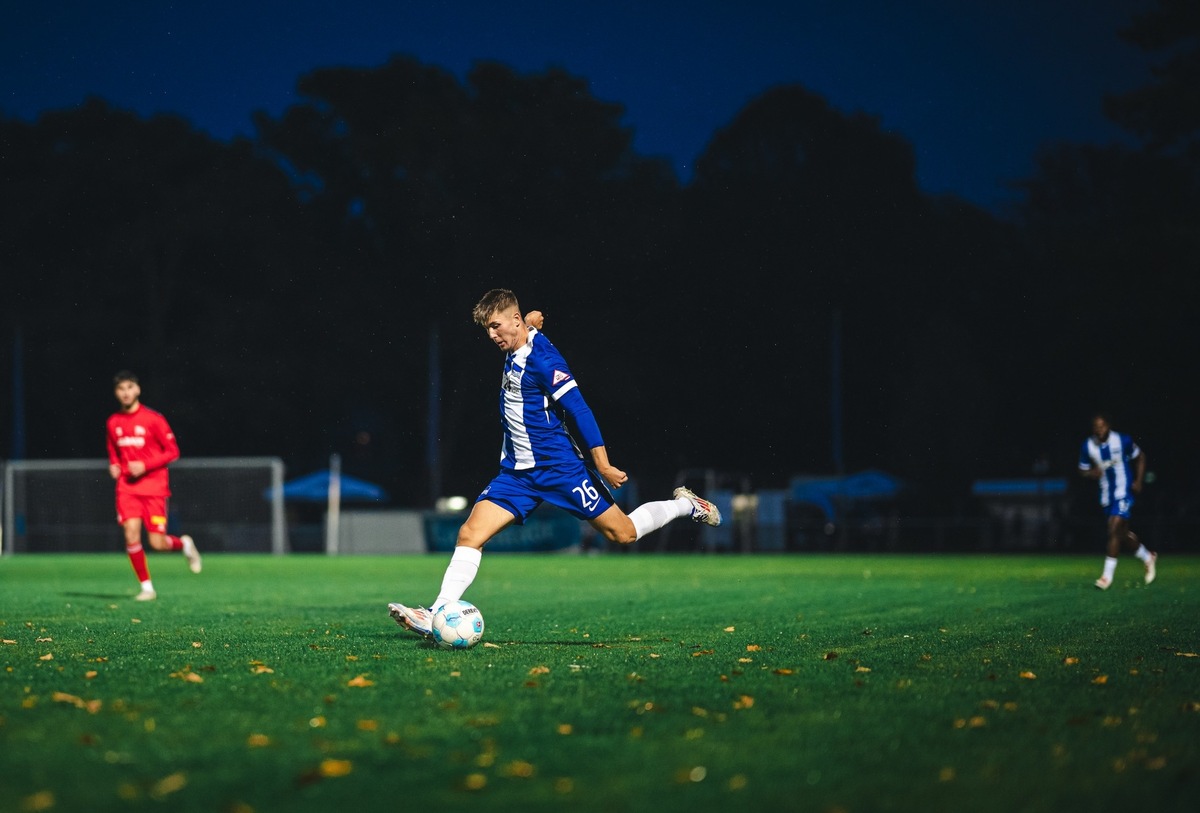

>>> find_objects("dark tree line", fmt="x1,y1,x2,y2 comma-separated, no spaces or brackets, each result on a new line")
2,2,1197,514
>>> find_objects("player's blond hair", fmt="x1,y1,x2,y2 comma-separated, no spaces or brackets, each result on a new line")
472,289,521,326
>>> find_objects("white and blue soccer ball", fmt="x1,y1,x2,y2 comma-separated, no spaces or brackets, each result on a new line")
431,600,485,650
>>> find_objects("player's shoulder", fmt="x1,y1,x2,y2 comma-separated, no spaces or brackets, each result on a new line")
527,331,568,364
138,405,171,425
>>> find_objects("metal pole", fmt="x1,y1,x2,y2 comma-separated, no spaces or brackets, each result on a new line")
325,453,341,555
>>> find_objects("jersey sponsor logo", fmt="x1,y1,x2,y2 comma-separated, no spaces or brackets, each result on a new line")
117,436,146,448
552,370,570,385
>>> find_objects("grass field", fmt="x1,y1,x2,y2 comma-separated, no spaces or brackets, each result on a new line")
1,552,1197,812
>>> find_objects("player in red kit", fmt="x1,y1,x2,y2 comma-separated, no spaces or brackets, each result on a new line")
106,370,202,600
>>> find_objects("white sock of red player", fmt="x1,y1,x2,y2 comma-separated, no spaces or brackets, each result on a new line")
628,497,691,540
433,546,483,610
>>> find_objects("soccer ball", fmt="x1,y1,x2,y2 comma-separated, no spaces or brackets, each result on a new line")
431,600,485,650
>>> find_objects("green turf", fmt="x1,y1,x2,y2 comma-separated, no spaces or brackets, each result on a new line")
1,553,1197,812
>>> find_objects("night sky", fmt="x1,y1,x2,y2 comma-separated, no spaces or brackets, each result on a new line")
2,0,1157,212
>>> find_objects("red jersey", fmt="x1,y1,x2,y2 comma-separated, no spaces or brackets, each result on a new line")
106,404,180,497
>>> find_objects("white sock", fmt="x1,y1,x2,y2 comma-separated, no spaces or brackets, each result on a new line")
628,498,692,540
1134,545,1151,562
140,580,155,592
433,546,482,609
1102,556,1118,581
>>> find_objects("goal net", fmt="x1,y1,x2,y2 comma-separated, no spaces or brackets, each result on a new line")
2,458,286,555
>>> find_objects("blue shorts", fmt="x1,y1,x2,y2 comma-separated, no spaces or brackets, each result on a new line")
1104,497,1134,520
477,462,614,524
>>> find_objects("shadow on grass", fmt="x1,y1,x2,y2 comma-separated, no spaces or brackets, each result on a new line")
383,633,635,648
63,591,136,600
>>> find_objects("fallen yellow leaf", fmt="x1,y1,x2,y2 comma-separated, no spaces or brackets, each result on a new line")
150,772,187,798
529,666,550,676
733,695,754,710
346,674,374,687
247,734,271,747
502,760,536,778
20,791,54,811
1019,671,1037,680
746,644,761,652
1092,675,1109,685
1063,657,1079,665
319,759,353,778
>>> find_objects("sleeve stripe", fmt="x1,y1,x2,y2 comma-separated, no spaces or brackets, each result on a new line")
551,379,578,401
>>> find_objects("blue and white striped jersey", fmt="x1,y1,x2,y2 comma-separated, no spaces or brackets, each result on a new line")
497,329,602,470
1079,431,1141,507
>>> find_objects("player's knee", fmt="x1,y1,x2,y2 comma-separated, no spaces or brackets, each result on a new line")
455,525,488,550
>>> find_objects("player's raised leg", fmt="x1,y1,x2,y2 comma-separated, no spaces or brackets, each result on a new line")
592,487,722,546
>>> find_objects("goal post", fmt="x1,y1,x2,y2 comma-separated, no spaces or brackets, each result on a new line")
2,457,287,556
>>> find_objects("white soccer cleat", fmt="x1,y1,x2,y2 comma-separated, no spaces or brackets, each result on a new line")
388,603,433,637
1144,552,1157,585
1094,576,1111,590
181,535,202,574
674,486,722,527
135,588,157,601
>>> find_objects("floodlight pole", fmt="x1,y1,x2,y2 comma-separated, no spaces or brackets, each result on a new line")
831,310,844,476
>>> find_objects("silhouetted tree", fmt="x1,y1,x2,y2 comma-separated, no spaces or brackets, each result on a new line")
1015,0,1200,489
0,101,319,461
1103,0,1200,156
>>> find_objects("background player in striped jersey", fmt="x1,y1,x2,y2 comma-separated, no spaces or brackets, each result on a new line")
1078,412,1155,590
389,289,721,636
107,371,201,600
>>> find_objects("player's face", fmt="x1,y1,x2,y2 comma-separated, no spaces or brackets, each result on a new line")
1092,417,1110,442
483,308,526,352
114,380,141,410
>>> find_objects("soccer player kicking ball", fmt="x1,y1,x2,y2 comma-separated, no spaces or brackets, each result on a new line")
389,289,721,636
107,371,202,600
1079,413,1155,590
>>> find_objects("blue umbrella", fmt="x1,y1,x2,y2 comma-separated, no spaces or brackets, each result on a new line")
264,470,388,503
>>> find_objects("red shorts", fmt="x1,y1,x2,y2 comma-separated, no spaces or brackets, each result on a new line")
116,492,170,534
